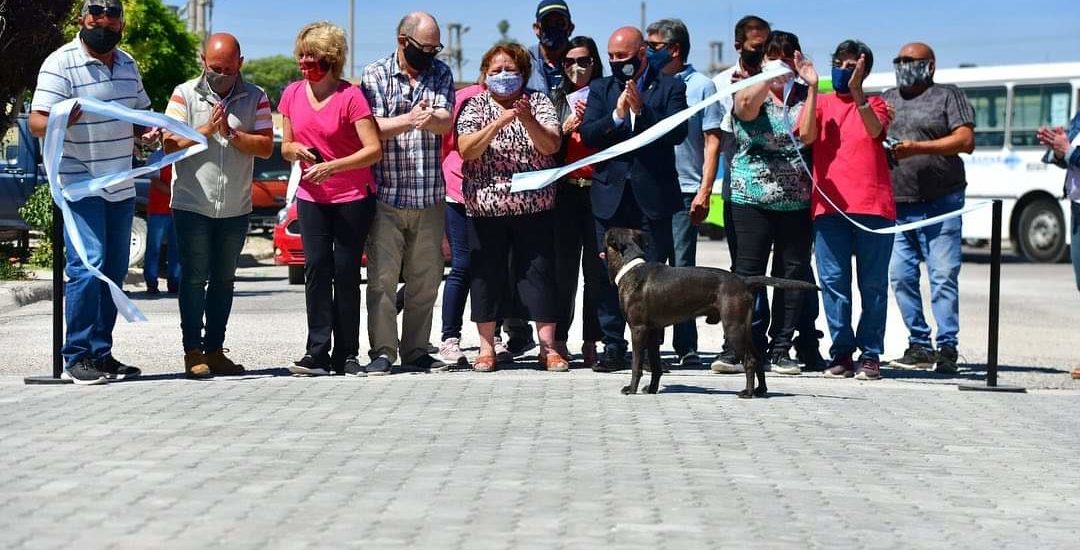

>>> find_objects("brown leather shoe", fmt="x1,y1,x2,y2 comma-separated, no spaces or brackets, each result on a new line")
1071,364,1080,379
185,349,212,379
205,349,245,376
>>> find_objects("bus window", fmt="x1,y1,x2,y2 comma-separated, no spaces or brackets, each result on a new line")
1010,83,1071,147
964,87,1006,148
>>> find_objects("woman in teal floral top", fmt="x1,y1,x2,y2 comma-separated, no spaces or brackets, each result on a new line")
729,31,814,374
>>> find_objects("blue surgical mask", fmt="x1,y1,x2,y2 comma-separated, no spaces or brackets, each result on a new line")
831,66,854,95
487,70,524,97
646,46,672,72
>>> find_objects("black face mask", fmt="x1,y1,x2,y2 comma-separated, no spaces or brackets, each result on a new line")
739,48,764,71
538,25,570,50
403,42,437,72
609,54,643,84
80,25,122,55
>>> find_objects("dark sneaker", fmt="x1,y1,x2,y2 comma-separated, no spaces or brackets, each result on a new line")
408,354,449,373
62,358,107,386
794,334,828,372
889,345,936,370
934,346,959,375
710,347,742,374
205,349,244,376
97,356,141,380
289,355,329,376
593,348,627,373
581,342,599,370
343,356,365,377
678,351,703,368
146,286,160,295
823,355,855,379
854,358,882,380
768,350,802,375
365,356,392,376
505,333,537,356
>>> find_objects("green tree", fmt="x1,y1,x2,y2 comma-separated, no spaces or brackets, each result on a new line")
0,0,76,132
242,55,301,108
496,19,518,45
63,0,201,111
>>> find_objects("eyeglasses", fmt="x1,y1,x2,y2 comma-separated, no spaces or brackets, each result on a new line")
403,36,444,55
646,41,670,51
561,56,594,68
892,56,929,65
87,4,123,18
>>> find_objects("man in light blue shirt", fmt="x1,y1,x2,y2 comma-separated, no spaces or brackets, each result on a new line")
645,18,723,366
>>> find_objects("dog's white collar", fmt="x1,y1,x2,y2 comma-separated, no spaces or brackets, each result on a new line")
614,258,647,286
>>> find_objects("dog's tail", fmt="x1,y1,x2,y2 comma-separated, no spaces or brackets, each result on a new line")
743,276,820,292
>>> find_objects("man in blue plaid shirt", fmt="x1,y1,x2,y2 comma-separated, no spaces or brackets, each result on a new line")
360,11,456,374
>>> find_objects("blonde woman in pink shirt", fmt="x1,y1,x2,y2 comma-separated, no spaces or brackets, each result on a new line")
280,22,382,377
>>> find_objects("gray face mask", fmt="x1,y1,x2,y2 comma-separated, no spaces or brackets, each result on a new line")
205,69,238,96
895,59,933,89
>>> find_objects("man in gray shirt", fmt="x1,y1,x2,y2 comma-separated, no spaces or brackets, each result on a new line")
883,42,975,375
164,33,275,378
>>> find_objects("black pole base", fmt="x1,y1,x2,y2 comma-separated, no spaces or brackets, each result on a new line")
958,383,1026,393
24,375,73,385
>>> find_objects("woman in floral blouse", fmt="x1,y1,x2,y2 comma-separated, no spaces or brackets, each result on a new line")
457,42,566,373
730,30,814,375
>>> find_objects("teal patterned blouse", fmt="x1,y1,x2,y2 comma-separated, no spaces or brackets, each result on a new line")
730,99,812,211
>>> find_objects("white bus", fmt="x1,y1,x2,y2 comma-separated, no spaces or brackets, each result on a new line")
864,62,1080,263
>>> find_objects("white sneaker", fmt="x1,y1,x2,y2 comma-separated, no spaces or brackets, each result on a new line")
439,337,467,366
493,336,514,363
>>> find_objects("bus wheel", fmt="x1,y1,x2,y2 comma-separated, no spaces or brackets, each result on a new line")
128,216,147,268
1016,199,1067,263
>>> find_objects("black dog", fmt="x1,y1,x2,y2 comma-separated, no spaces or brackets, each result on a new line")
604,227,819,397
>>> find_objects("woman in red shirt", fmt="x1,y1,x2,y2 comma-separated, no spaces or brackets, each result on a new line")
797,39,895,381
551,35,606,369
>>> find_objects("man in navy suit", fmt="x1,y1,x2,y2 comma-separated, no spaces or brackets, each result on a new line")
580,26,688,371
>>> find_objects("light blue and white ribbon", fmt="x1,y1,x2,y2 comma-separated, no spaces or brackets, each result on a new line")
43,97,208,322
510,64,793,192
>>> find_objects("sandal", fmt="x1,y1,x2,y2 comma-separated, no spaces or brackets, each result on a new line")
1072,364,1080,380
542,351,569,373
473,354,497,373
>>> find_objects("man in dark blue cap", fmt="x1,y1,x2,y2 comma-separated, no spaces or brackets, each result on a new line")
527,0,575,98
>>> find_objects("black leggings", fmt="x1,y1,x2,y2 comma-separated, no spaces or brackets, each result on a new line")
298,197,375,365
469,211,558,323
729,204,812,354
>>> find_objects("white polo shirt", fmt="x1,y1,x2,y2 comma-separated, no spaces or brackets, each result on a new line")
31,37,151,201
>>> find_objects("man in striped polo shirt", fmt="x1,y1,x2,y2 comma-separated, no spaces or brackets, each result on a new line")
30,0,152,385
163,33,274,379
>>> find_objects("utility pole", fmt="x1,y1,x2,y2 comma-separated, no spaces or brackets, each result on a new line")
708,41,728,76
349,0,355,80
640,1,646,31
442,23,469,83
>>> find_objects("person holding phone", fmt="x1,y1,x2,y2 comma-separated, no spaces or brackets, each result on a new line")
280,21,382,376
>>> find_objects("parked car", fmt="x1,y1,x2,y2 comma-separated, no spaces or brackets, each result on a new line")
273,200,452,285
249,142,290,232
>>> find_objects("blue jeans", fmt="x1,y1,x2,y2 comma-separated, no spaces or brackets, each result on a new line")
144,213,181,290
888,190,964,349
1071,201,1080,292
814,213,894,361
442,202,470,340
173,210,249,353
594,190,674,353
669,193,698,355
61,197,134,367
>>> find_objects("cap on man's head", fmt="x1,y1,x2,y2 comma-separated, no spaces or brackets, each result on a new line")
82,0,124,18
535,0,570,21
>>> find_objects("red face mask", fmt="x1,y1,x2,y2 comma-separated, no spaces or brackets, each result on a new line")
299,59,330,83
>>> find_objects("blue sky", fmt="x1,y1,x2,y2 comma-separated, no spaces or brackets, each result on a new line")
208,0,1080,79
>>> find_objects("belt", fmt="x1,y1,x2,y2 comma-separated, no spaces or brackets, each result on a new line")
565,177,592,188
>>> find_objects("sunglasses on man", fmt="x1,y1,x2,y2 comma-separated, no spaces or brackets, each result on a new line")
892,56,929,65
561,56,593,68
87,4,123,18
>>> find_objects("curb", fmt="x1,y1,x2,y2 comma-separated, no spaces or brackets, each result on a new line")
0,281,53,315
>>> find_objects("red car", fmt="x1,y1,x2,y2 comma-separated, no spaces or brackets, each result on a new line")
273,201,451,285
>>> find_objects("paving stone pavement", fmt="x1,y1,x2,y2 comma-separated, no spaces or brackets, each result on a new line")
1,370,1078,549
